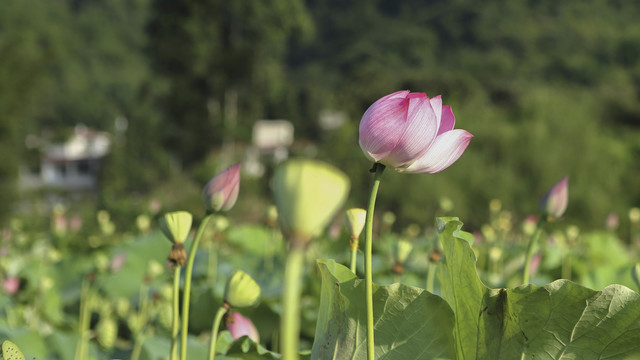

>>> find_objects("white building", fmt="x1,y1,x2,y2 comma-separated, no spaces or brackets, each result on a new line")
20,125,111,191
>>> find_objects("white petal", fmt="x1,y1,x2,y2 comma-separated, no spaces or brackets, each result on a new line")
401,129,473,174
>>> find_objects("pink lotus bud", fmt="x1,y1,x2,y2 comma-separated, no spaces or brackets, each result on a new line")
227,312,260,343
202,162,241,213
539,176,568,220
2,277,20,295
359,91,473,173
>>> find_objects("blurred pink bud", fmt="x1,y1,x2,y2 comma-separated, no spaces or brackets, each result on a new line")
472,231,483,244
3,277,20,295
227,312,259,343
53,213,68,235
359,91,473,173
539,176,568,220
70,215,83,232
110,253,127,273
202,163,241,213
149,198,162,214
606,212,619,231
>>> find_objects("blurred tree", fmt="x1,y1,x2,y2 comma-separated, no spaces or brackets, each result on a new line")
0,0,66,224
147,0,312,165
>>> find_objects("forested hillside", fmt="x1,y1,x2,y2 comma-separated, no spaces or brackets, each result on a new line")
1,0,639,231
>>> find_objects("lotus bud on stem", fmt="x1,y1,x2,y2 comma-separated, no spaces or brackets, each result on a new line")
182,163,241,360
523,176,568,284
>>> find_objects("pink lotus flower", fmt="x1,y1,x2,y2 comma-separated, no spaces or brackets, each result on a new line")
539,176,568,220
202,162,241,212
359,91,473,173
227,312,260,343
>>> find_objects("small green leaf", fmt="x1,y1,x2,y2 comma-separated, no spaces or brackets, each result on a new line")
1,341,26,360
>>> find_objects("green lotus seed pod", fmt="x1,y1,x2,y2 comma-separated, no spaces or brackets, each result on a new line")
158,302,173,330
116,297,130,317
273,159,350,243
224,270,261,308
128,313,144,333
395,239,413,264
158,211,193,244
344,208,366,240
1,340,26,360
96,316,118,349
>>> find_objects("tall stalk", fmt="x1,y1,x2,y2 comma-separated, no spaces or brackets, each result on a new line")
364,163,385,360
181,214,212,360
208,305,229,360
171,266,181,360
523,219,545,284
280,242,306,360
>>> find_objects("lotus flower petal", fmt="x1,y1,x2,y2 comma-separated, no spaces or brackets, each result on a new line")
401,129,474,174
382,93,439,168
228,312,260,343
437,105,456,135
359,90,411,162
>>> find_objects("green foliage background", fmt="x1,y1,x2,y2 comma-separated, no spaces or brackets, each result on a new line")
1,0,639,234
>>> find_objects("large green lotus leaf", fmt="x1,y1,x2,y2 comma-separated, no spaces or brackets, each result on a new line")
436,217,640,360
311,259,455,359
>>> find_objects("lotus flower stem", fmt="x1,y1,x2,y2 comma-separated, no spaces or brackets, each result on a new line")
171,265,181,360
181,214,213,360
281,243,305,360
208,304,229,360
522,219,545,284
365,163,385,360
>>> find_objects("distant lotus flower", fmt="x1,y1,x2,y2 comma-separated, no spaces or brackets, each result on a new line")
2,277,19,295
359,90,473,173
273,159,350,243
227,312,260,343
539,176,568,220
202,162,242,213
